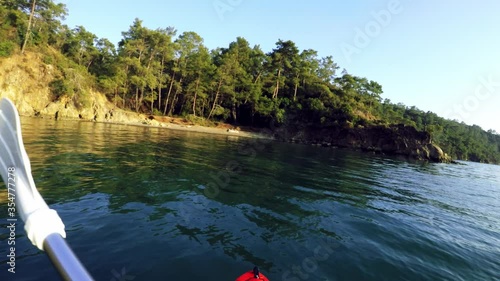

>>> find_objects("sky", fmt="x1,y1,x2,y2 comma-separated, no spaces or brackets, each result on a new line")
57,0,500,133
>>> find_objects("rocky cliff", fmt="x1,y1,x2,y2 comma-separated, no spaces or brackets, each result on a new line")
275,124,451,163
0,52,160,126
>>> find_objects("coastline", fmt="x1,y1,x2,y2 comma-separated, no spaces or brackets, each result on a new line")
25,113,274,140
21,113,464,164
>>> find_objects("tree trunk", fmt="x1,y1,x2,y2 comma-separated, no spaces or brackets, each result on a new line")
254,72,262,84
273,68,281,99
179,96,185,116
135,87,139,112
86,59,94,71
122,91,126,108
163,71,176,115
151,87,155,114
139,88,144,110
21,0,36,54
293,73,300,101
208,79,223,119
158,58,164,113
168,80,181,116
293,83,298,101
201,100,207,118
168,77,183,115
122,62,130,109
231,102,237,123
192,77,200,116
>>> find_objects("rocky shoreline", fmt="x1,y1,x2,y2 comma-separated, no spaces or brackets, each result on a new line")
1,92,451,163
8,93,451,163
274,124,452,163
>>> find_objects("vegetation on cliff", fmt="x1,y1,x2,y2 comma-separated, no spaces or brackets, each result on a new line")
1,0,499,163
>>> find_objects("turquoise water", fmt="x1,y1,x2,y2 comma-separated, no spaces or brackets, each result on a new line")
1,118,499,281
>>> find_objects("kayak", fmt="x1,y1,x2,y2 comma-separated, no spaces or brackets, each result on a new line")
235,267,270,281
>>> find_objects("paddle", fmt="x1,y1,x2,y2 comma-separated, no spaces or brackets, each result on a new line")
0,98,93,281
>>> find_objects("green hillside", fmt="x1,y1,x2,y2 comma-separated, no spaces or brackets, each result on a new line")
1,0,499,163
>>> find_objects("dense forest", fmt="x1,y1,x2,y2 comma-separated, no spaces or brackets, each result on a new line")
1,0,499,163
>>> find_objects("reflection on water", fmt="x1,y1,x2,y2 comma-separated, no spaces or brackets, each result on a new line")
0,117,499,281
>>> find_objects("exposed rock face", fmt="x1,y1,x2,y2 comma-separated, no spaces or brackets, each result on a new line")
275,124,451,163
0,53,151,126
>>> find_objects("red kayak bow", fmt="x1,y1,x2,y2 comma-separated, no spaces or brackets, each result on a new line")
235,267,270,281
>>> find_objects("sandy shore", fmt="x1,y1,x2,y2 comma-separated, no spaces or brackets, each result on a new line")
74,114,275,140
21,104,274,140
141,121,273,139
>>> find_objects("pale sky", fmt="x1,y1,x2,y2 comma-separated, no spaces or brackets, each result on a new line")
58,0,500,133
